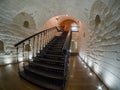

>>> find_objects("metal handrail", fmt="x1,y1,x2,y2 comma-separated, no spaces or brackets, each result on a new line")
14,27,57,47
62,30,72,88
62,30,72,53
14,26,61,73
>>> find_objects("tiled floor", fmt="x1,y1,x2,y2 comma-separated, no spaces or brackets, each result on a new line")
0,55,108,90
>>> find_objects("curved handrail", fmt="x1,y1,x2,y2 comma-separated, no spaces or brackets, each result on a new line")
14,25,72,89
14,26,62,73
14,26,57,47
62,30,72,88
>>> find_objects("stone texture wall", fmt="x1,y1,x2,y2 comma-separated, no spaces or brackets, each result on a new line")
79,0,120,90
0,0,37,54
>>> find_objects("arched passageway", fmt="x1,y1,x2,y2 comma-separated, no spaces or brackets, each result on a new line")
59,19,77,31
42,15,81,53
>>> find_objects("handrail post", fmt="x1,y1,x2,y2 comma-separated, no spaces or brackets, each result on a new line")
22,43,25,67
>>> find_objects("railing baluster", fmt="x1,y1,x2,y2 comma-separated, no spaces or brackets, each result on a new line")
40,34,42,52
45,31,47,45
28,40,30,62
22,43,25,67
38,34,40,52
47,30,50,42
16,46,20,73
38,34,40,53
32,37,35,57
36,35,39,54
43,32,45,48
14,26,63,75
49,30,51,42
41,33,43,51
50,30,52,41
47,31,48,44
44,31,46,46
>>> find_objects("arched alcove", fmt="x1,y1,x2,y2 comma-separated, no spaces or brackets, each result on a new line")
23,21,29,28
0,40,4,52
95,15,101,26
25,44,31,51
13,12,36,29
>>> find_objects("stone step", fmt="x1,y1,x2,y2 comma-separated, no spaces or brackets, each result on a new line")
20,71,63,90
24,66,64,80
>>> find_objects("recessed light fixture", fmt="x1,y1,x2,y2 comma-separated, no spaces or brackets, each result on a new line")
98,85,102,90
89,72,93,76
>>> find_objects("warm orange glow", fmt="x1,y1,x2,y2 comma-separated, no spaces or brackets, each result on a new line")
59,19,77,31
41,15,81,32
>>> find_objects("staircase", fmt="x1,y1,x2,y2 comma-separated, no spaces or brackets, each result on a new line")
14,27,72,90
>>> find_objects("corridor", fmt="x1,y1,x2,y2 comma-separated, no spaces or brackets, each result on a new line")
0,55,107,90
0,0,120,90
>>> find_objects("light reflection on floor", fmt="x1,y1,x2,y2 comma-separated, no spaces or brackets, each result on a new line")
65,55,108,90
0,52,32,66
0,55,108,90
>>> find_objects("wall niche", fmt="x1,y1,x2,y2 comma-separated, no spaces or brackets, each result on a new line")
0,40,4,52
95,15,101,26
23,21,29,28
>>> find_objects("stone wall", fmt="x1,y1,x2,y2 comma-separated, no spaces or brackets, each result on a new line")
79,0,120,90
0,0,38,54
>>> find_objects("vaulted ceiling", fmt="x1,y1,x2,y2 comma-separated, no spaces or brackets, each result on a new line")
0,0,95,30
0,1,120,90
